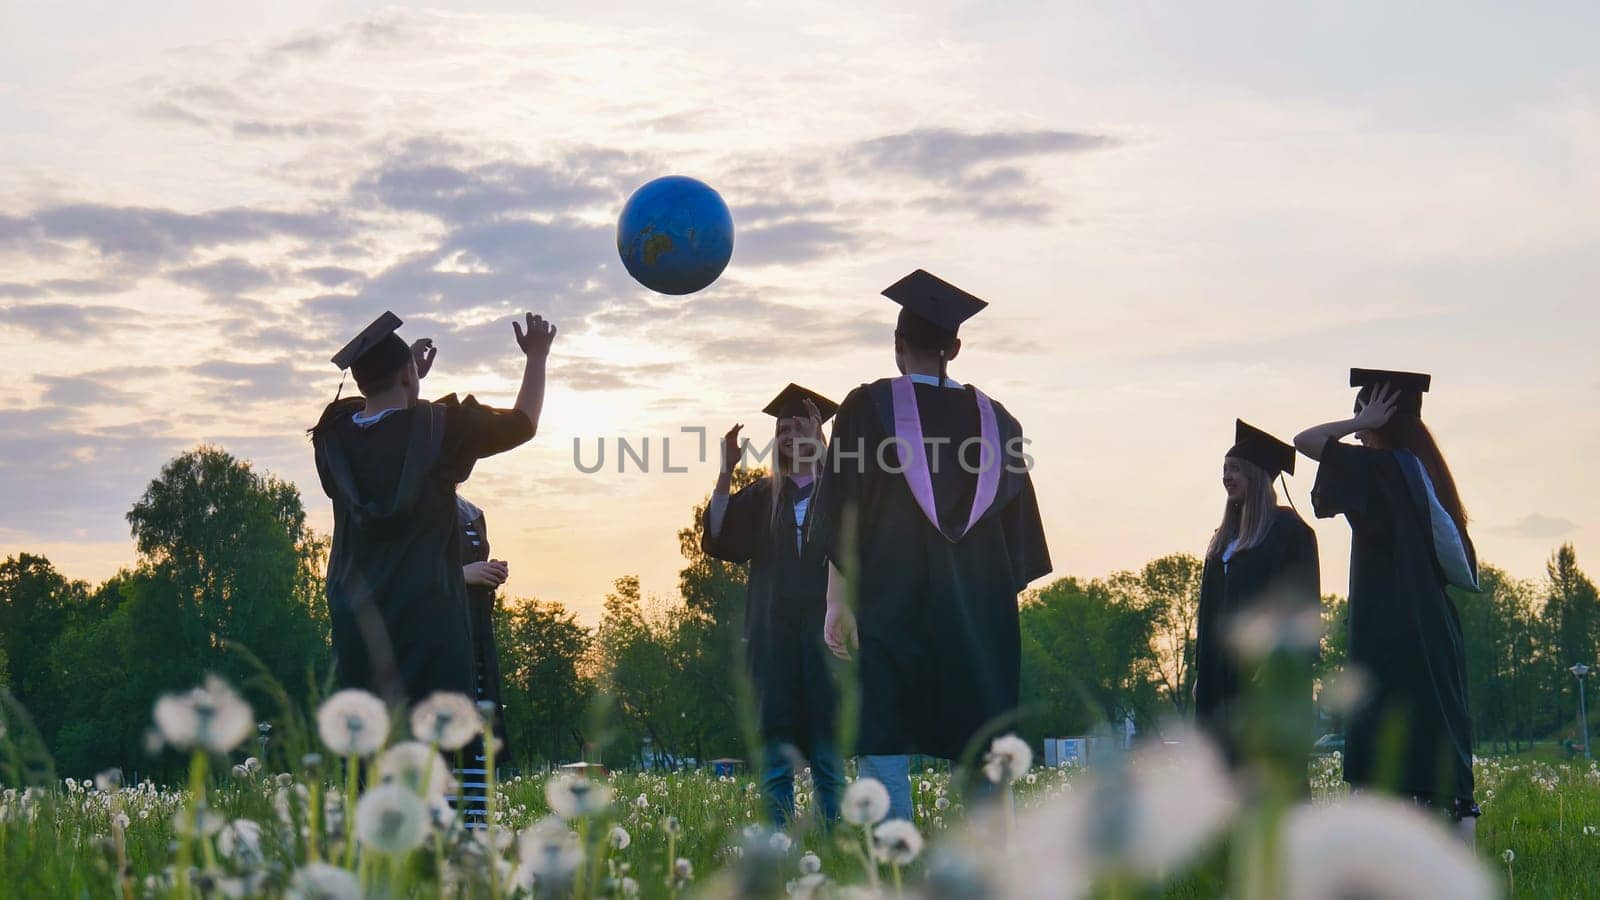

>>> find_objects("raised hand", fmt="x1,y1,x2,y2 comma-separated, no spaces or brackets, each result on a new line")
411,339,437,378
721,423,744,473
1354,382,1401,431
512,313,558,357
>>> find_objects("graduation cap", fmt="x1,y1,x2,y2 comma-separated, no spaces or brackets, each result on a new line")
1350,368,1431,417
883,269,988,350
332,311,412,388
763,383,838,424
1227,419,1296,477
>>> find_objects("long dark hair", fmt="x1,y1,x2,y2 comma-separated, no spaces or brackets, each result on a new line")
1371,415,1470,533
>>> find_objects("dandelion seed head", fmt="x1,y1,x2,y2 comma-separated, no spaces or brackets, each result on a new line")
843,778,891,826
545,775,613,818
376,741,455,799
152,675,253,754
410,692,481,751
872,819,925,867
983,734,1033,784
354,784,429,854
315,690,389,758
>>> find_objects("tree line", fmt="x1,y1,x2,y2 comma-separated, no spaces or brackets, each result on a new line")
1,447,1596,778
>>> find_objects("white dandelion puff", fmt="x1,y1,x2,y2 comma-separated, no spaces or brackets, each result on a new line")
515,816,584,892
770,831,793,855
872,819,925,866
376,741,455,799
217,819,264,867
410,692,481,751
1283,795,1495,900
95,768,123,794
983,734,1033,784
546,775,614,818
842,778,891,826
610,825,632,850
355,784,429,854
286,863,361,900
152,675,254,754
799,851,823,875
316,690,389,757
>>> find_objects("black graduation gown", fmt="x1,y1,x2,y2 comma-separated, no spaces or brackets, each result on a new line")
312,394,533,706
1312,439,1475,803
809,378,1052,760
701,476,836,749
1193,507,1320,765
458,504,510,753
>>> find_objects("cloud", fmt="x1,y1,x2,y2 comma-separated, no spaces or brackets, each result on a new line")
355,146,646,225
845,127,1115,222
551,357,679,392
1501,514,1579,540
0,408,186,542
12,203,353,265
0,302,143,339
737,219,860,265
301,266,366,288
192,359,322,402
168,257,279,294
33,373,142,407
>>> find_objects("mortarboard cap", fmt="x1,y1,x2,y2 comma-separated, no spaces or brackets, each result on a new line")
1350,368,1430,417
332,311,412,387
1227,419,1296,477
883,269,988,349
763,383,838,424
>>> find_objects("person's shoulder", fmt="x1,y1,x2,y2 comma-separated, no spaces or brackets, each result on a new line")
729,477,773,504
311,398,365,437
1274,506,1314,534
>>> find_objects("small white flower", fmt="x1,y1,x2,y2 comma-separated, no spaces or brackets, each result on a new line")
546,775,613,818
316,690,389,757
95,769,123,794
788,873,829,897
410,692,481,751
610,825,632,850
218,819,264,867
770,831,793,855
842,778,891,826
799,851,823,875
376,741,455,799
355,784,429,854
153,675,254,754
173,805,226,837
286,863,361,900
674,857,694,880
872,819,924,866
635,793,650,810
515,816,584,891
983,734,1033,784
1501,849,1515,864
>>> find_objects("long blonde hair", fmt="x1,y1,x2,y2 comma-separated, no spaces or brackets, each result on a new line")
770,415,823,521
1207,457,1279,560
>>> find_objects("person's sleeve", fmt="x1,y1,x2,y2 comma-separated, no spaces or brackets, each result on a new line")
807,387,867,567
1003,473,1054,592
701,482,764,564
444,394,535,465
1310,438,1379,520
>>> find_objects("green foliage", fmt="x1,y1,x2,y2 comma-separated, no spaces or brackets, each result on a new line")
495,597,593,767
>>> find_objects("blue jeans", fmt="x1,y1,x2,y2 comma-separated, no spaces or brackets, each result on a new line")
762,739,844,828
857,754,914,822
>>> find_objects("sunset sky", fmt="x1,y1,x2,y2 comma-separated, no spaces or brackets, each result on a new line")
3,1,1597,622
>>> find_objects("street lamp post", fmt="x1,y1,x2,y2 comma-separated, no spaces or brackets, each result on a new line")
1572,663,1593,761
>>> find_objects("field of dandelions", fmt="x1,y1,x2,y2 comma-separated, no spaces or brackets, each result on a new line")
3,675,1599,898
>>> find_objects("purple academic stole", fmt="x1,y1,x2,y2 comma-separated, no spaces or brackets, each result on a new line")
889,376,1002,541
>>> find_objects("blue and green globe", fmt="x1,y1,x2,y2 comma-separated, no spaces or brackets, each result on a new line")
616,175,734,295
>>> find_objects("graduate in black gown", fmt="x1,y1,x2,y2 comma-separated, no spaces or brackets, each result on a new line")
455,494,509,829
311,311,556,707
1193,420,1320,784
701,384,844,828
809,270,1052,814
1295,369,1480,836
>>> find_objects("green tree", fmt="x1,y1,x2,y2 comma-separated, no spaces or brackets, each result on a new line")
1018,576,1161,745
494,597,593,768
1542,544,1599,739
0,554,90,739
1108,553,1204,715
